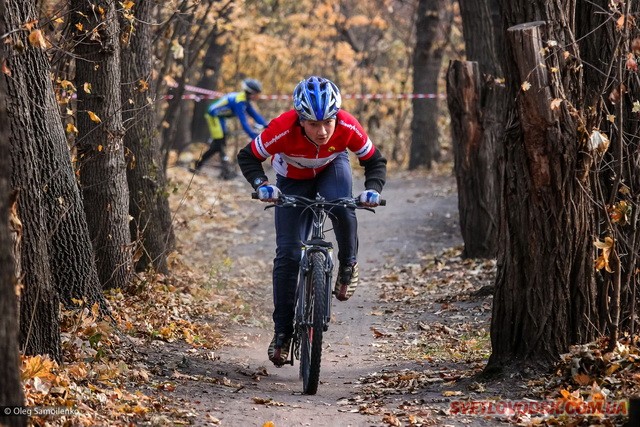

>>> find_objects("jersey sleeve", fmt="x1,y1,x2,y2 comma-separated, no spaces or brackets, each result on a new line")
232,101,259,139
246,102,268,127
250,132,271,161
341,112,376,161
336,111,386,191
249,112,293,160
237,143,268,188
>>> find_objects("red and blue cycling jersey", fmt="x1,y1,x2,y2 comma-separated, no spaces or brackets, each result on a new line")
238,109,387,192
249,110,375,179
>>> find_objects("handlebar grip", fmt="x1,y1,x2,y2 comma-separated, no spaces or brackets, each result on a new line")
379,199,386,206
251,192,258,199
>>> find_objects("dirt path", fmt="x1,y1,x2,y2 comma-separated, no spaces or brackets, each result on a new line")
154,166,490,426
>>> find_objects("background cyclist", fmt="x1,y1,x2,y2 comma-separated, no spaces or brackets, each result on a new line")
237,76,387,366
191,78,268,179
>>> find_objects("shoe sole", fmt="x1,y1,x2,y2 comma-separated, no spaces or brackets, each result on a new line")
334,284,353,301
268,342,290,366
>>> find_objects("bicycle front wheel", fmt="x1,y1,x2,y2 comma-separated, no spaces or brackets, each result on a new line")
299,251,327,395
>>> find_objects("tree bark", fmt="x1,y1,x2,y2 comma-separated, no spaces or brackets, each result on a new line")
409,0,452,169
446,61,498,258
190,32,228,145
488,17,597,372
121,0,175,273
3,0,90,362
4,1,104,309
0,0,27,422
458,0,505,76
576,0,640,339
73,0,133,289
453,0,506,259
159,1,196,164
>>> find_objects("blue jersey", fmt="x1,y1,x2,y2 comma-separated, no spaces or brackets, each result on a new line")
208,91,267,139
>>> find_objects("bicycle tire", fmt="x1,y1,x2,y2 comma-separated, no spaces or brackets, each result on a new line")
299,251,327,395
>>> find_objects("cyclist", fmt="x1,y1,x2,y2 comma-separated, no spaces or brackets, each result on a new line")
237,76,387,366
191,78,268,179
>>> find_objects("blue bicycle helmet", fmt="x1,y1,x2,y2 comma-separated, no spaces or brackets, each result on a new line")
242,78,263,94
293,76,342,121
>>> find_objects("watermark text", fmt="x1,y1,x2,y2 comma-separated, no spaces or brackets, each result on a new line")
450,399,628,417
1,406,81,417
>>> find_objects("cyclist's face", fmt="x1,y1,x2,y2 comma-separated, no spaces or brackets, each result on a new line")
300,118,336,145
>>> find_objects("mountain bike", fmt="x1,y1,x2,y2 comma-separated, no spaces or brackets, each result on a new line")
252,192,385,395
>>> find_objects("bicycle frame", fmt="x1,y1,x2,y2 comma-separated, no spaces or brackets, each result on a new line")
296,203,335,334
253,191,384,394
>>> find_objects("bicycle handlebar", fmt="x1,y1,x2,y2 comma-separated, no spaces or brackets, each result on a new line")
251,192,386,207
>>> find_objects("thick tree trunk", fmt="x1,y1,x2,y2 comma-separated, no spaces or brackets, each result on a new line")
190,34,227,145
73,0,133,289
409,0,452,169
4,1,104,309
122,0,175,273
446,61,498,258
4,0,98,362
577,0,640,339
453,0,506,259
159,1,195,164
458,0,505,76
174,105,193,154
0,0,27,422
488,19,597,371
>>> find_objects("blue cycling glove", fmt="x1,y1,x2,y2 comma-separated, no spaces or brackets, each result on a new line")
257,184,281,202
358,189,381,206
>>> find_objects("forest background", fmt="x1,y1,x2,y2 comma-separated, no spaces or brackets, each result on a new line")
1,0,640,426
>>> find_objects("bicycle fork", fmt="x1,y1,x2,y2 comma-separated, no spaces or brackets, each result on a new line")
297,243,334,328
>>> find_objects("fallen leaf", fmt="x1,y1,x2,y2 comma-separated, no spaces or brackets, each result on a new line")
382,414,401,426
573,373,591,386
21,355,57,381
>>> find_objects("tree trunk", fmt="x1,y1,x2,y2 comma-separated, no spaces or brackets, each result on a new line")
576,0,640,341
0,0,27,422
190,33,228,145
4,1,105,309
488,17,597,372
73,0,133,289
4,0,90,362
121,0,175,273
409,0,452,169
453,0,507,259
173,103,193,154
159,1,195,164
446,61,498,258
458,0,505,76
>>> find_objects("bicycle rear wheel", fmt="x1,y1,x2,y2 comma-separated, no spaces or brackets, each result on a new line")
299,251,327,395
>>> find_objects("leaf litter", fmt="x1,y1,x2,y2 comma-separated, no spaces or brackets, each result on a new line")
19,164,640,426
347,246,637,426
22,165,272,426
